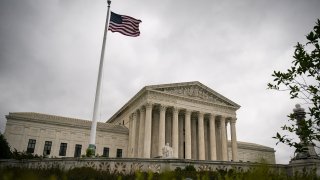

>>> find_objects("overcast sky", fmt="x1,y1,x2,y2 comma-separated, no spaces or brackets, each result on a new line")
0,0,319,164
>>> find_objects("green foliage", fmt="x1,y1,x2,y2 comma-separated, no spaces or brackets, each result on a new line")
0,167,66,180
268,19,320,153
185,165,197,172
0,133,12,159
11,149,41,160
0,165,319,180
0,133,43,160
86,148,95,157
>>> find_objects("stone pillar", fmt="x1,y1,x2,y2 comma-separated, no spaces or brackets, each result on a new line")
220,116,228,161
204,120,210,160
144,103,153,158
178,115,184,159
37,129,45,156
209,114,217,160
215,121,220,160
128,114,133,157
191,117,197,159
158,105,166,156
131,112,137,158
198,112,205,160
138,107,145,158
185,110,192,159
172,107,179,158
230,118,238,161
134,113,140,157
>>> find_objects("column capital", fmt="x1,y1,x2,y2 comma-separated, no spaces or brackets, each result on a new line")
185,109,192,116
173,106,180,113
219,116,227,124
145,102,153,109
198,111,205,118
132,111,137,118
209,113,216,119
230,118,237,124
160,105,167,112
220,115,227,119
139,106,146,113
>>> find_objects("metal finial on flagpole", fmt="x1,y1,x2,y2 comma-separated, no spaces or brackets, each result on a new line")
88,0,112,156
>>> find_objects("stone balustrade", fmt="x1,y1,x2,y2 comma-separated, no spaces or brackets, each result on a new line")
0,158,287,174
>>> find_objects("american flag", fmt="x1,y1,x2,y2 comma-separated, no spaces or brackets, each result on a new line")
108,12,142,37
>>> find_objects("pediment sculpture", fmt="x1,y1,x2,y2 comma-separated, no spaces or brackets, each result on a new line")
155,85,231,106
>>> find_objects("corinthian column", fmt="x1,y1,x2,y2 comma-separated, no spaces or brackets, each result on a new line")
138,107,145,158
230,118,238,161
185,110,192,159
198,112,205,160
158,105,166,156
143,103,153,158
172,107,179,158
209,113,217,160
131,112,137,157
220,116,228,161
128,114,133,157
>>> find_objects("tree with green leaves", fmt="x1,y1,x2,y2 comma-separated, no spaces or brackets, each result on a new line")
0,133,12,159
268,19,320,154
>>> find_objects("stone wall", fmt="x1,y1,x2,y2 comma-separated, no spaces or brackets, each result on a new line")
1,158,319,176
5,113,128,158
0,158,287,174
228,141,276,164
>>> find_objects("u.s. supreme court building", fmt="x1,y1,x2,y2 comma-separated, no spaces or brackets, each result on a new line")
4,81,275,163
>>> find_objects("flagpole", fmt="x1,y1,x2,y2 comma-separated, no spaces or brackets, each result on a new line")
88,0,112,155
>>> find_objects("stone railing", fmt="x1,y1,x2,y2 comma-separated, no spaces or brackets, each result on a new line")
0,158,289,174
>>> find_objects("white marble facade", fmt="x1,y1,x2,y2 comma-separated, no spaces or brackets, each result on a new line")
108,81,240,161
4,81,275,163
4,113,128,158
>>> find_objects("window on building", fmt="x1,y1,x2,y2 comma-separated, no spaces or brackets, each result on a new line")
43,141,52,156
59,143,67,156
27,139,36,153
74,144,82,157
103,147,109,157
116,149,122,158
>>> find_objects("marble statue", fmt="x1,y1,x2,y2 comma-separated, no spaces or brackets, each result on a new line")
162,143,173,158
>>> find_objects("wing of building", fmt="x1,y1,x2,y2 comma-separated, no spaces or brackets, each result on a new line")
4,81,275,163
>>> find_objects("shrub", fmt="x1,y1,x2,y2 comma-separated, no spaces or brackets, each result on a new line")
0,163,319,180
0,133,12,159
184,165,196,172
86,148,94,157
11,149,41,160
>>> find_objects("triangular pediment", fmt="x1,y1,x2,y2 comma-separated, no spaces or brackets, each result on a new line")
146,81,240,108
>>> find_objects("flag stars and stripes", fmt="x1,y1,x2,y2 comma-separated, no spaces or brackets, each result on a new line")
108,12,142,37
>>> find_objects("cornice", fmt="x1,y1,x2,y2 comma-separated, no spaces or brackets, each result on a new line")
228,141,275,152
6,112,128,134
